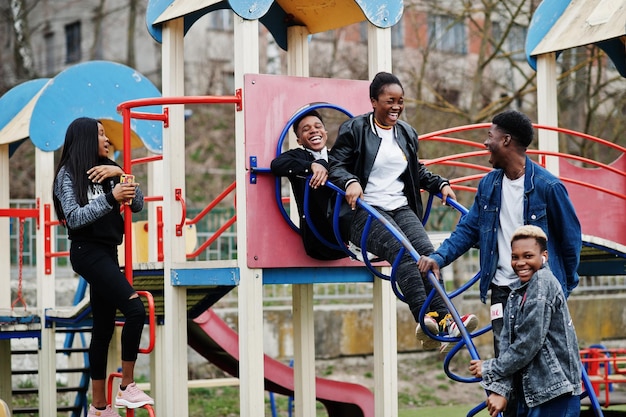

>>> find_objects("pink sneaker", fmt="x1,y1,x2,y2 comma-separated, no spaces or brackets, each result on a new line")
115,382,155,408
88,404,121,417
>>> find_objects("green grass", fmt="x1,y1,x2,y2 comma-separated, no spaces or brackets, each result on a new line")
397,404,626,417
11,377,626,416
400,404,489,417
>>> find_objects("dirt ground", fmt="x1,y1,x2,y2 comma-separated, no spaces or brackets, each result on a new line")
194,348,626,414
191,349,486,410
313,350,485,409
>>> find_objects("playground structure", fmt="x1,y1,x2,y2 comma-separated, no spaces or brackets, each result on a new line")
0,1,625,417
581,347,626,408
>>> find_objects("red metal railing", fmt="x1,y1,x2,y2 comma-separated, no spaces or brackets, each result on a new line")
420,123,626,203
580,347,626,407
116,92,243,282
106,372,156,417
0,205,39,309
185,181,237,259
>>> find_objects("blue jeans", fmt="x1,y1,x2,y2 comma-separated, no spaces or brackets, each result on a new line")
518,394,580,417
349,205,447,322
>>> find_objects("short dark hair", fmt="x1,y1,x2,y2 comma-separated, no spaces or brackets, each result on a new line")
369,72,403,100
292,110,324,136
492,110,534,148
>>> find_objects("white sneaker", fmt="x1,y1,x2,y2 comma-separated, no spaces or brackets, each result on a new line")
415,314,440,350
440,314,479,353
115,382,154,409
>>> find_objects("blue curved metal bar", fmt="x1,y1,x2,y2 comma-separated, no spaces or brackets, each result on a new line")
581,366,604,417
421,190,469,226
356,212,408,298
434,192,469,216
359,215,392,280
302,178,350,252
46,307,93,326
388,249,406,301
467,401,488,417
416,285,479,354
422,193,435,225
446,272,480,299
324,180,425,269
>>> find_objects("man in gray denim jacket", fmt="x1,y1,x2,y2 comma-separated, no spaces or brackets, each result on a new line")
469,226,581,417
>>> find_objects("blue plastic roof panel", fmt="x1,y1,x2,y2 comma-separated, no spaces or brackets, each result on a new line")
526,0,572,70
147,0,403,51
0,78,50,131
29,61,163,153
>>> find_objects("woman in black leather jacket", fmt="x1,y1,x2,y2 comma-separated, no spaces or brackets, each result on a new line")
329,72,477,352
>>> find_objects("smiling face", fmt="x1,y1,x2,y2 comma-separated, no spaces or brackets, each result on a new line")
484,124,510,169
511,237,547,283
97,122,110,158
295,115,328,152
371,83,404,126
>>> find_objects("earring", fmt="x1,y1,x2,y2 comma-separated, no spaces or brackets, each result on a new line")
541,256,546,264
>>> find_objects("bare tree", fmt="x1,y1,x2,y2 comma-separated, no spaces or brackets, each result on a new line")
558,45,626,164
9,0,37,82
90,0,106,60
127,0,137,67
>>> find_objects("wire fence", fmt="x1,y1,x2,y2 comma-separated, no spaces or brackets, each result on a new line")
5,199,626,309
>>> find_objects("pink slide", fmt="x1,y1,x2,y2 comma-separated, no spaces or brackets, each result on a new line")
188,309,374,417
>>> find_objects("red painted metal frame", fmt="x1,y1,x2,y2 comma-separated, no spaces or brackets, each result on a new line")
113,290,156,351
185,181,237,259
116,91,243,282
580,348,626,407
174,188,185,237
419,122,626,247
106,371,155,417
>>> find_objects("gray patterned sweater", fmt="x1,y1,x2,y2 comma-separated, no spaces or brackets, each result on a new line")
54,165,144,245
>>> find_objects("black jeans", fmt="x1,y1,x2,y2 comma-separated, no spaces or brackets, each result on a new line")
491,283,518,417
70,241,146,380
350,205,447,322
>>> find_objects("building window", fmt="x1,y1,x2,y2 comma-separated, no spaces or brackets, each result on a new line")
428,14,467,54
209,9,233,31
391,20,404,49
65,21,81,63
44,32,55,76
493,22,527,61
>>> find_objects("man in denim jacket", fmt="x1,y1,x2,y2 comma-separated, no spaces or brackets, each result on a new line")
418,110,581,414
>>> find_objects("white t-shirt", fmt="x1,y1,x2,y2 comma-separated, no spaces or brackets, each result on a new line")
363,121,408,210
492,174,524,286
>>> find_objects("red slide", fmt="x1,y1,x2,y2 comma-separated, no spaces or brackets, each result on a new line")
188,309,374,417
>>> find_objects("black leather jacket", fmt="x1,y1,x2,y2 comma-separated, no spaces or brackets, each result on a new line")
329,113,449,236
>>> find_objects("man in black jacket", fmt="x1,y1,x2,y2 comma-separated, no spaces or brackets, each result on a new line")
271,110,346,260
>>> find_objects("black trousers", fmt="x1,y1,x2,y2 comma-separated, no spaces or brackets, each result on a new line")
491,283,518,417
70,241,146,380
